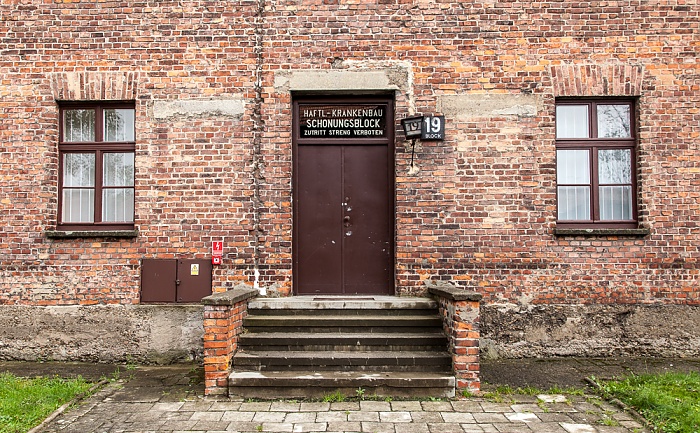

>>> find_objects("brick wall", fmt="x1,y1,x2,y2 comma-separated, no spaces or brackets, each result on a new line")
260,0,700,305
202,288,257,396
1,1,698,312
429,283,482,393
1,2,259,304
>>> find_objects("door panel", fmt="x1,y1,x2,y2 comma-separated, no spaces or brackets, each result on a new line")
296,145,344,294
141,259,177,303
176,259,212,303
342,145,393,294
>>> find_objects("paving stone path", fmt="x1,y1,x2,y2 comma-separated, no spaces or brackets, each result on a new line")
36,366,647,433
4,360,686,433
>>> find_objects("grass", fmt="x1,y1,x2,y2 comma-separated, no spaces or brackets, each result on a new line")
320,388,397,403
322,389,346,403
595,371,700,433
481,384,584,403
0,372,93,433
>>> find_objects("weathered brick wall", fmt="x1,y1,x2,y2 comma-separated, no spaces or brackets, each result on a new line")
1,0,698,313
260,0,699,306
1,2,259,304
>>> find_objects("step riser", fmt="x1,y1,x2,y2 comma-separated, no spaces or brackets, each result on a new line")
239,334,448,350
243,326,442,334
228,386,456,399
234,352,451,366
235,365,451,373
248,297,438,311
239,334,446,344
243,319,443,328
237,345,449,352
248,309,441,317
230,374,455,388
234,356,451,371
229,371,456,398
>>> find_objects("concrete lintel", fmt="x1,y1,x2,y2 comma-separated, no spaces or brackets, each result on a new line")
438,93,541,119
202,287,258,306
152,98,246,119
275,69,404,92
426,281,482,302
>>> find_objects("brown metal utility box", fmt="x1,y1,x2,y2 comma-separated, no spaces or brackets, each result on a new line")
141,259,212,303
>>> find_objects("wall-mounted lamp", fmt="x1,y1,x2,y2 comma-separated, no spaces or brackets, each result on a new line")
400,115,424,170
401,115,424,139
401,114,446,171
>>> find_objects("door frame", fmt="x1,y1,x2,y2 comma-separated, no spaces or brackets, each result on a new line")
292,94,396,296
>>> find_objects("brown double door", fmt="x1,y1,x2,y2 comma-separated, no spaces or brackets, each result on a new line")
293,97,394,295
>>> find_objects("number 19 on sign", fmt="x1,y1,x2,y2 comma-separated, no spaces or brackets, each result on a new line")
421,115,445,140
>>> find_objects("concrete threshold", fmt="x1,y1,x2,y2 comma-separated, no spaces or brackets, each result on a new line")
249,295,437,310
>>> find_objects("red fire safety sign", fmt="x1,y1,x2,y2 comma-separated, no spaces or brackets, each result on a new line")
212,241,223,256
212,241,223,265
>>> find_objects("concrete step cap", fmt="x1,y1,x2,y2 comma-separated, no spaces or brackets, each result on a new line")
243,315,442,327
249,296,438,310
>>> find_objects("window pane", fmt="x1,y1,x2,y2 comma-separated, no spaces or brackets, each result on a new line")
557,149,590,184
104,109,135,142
558,186,591,220
600,186,633,220
63,153,95,187
556,105,589,138
104,153,135,187
62,189,94,222
63,109,95,142
598,149,632,184
102,188,135,222
597,105,631,138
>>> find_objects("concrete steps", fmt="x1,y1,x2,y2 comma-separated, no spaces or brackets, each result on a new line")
242,315,443,330
238,331,448,351
229,296,454,398
234,350,451,371
229,371,455,399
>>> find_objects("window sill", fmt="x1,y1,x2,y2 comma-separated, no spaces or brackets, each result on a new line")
554,227,650,237
45,230,139,239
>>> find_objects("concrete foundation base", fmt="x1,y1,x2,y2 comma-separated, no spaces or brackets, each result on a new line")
1,302,698,364
0,305,204,364
481,304,700,358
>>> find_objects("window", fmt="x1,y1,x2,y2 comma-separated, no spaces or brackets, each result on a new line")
556,100,637,228
58,103,135,230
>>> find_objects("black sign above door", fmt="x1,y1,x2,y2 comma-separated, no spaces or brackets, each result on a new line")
299,104,388,139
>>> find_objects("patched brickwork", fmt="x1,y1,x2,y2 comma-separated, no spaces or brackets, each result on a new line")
1,1,698,358
50,72,140,102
